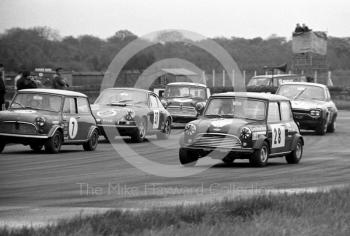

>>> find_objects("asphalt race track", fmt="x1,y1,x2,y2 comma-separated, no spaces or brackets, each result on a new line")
0,111,350,226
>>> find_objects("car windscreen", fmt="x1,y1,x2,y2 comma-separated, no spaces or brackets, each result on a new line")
204,97,266,120
277,85,325,101
94,89,148,106
247,77,271,86
10,93,62,112
164,86,206,99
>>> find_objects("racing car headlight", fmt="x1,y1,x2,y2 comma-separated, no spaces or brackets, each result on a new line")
35,117,46,127
125,109,136,121
195,102,205,112
240,127,252,139
310,109,321,117
185,123,197,136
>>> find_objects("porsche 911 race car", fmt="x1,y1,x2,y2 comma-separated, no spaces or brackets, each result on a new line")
0,89,99,153
91,88,172,142
276,82,337,135
160,82,210,126
179,92,304,167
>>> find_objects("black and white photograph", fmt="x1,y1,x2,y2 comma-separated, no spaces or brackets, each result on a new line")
0,0,350,235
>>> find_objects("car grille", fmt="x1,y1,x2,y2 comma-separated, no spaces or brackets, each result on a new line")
293,109,309,114
191,133,242,149
0,122,37,135
167,106,197,116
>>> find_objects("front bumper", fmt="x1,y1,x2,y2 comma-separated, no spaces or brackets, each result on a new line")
97,124,138,136
293,112,324,129
180,133,254,158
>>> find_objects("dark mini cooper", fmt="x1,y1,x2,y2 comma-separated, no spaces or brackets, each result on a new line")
161,82,210,126
179,92,304,167
276,82,337,135
0,89,99,153
91,88,172,142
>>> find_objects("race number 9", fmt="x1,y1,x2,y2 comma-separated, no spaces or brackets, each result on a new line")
271,124,285,148
69,117,78,139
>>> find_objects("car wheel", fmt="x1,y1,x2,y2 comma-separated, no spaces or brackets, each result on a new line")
30,144,43,152
156,119,171,140
285,139,303,164
83,129,99,151
316,120,328,135
45,130,63,154
179,148,198,166
327,119,336,133
131,118,147,143
249,141,269,167
0,142,5,154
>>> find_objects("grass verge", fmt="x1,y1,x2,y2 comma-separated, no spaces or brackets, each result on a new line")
1,187,350,236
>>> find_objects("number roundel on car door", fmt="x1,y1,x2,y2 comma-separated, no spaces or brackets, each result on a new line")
270,124,285,148
69,117,78,139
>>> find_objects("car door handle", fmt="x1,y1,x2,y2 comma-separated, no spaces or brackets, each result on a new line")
76,116,81,119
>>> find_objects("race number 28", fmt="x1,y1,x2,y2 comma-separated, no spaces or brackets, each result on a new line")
271,124,285,148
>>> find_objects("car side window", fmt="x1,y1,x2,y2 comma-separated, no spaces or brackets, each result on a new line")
268,102,280,122
149,95,159,108
280,102,293,121
77,97,90,114
63,97,77,114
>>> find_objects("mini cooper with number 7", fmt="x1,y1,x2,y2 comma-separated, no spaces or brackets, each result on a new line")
179,92,304,167
91,88,172,142
0,89,99,154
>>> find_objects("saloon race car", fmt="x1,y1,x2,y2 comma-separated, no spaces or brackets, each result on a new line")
161,82,210,126
179,92,304,167
0,89,99,153
276,82,337,135
91,88,172,142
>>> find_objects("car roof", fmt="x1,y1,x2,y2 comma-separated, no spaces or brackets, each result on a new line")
103,87,152,93
251,74,303,79
211,92,290,101
18,89,88,97
278,82,327,88
167,82,207,87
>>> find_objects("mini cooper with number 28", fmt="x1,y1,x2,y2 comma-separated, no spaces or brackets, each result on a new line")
179,92,304,167
0,89,99,154
91,88,172,142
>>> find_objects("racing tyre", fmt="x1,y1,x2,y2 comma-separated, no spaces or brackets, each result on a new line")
45,130,63,154
285,139,303,164
131,118,147,143
156,119,171,140
83,129,99,151
179,148,198,166
327,119,336,133
0,142,5,154
249,141,269,167
316,118,328,135
30,144,43,152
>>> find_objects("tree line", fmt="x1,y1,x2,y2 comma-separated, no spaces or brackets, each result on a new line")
1,27,350,73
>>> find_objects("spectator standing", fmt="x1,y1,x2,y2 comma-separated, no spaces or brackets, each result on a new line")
294,23,304,33
52,67,69,89
0,64,6,110
16,71,37,90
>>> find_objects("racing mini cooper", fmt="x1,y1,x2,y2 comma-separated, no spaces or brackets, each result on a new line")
161,82,210,126
276,82,337,135
91,88,172,142
0,89,99,153
179,92,304,167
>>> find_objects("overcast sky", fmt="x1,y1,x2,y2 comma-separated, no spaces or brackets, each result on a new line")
0,0,349,39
